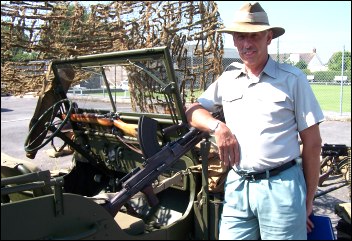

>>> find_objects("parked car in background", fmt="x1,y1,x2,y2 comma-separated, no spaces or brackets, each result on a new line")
119,80,129,91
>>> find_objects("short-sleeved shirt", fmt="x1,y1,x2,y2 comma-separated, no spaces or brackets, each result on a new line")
198,56,325,172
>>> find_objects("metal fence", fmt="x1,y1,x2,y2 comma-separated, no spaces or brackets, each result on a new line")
54,48,352,116
189,49,351,116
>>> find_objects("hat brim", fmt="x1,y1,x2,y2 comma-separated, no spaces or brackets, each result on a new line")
217,23,285,39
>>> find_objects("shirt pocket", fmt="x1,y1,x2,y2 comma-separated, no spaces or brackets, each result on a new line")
222,88,244,102
254,88,293,120
256,88,287,103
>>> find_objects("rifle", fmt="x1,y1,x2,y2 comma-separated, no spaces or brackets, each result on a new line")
64,113,138,138
102,115,209,217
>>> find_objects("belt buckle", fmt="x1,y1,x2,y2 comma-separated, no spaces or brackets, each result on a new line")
236,169,247,176
246,173,257,181
250,174,256,181
242,172,257,181
235,169,258,181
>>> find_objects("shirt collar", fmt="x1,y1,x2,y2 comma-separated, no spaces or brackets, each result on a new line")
262,56,277,79
232,55,277,80
231,64,246,79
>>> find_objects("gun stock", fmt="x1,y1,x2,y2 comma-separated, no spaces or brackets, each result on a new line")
102,116,208,217
113,119,138,137
70,113,113,126
64,113,138,137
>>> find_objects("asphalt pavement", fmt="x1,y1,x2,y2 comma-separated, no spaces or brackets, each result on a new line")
1,95,351,238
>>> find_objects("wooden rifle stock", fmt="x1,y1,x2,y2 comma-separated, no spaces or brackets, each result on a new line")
69,113,113,126
63,113,138,137
113,119,138,137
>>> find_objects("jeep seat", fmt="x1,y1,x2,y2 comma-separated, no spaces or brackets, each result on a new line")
114,212,145,235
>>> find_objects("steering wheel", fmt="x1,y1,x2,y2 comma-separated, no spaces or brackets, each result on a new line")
24,99,73,153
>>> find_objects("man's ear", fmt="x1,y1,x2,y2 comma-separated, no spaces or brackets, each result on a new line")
232,34,238,47
267,30,273,45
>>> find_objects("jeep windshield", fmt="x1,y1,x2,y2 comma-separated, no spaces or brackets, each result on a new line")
53,46,186,124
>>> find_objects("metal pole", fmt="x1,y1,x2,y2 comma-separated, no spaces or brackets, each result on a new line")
115,65,117,102
277,37,280,62
201,1,206,91
339,46,345,115
100,67,117,112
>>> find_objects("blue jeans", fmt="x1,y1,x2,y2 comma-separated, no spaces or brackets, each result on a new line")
219,164,307,240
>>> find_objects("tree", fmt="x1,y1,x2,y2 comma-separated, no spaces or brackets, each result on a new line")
295,60,307,70
328,51,351,71
1,20,39,62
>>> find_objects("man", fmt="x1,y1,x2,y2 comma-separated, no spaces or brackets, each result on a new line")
185,2,324,240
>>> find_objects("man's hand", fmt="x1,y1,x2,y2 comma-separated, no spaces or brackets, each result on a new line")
306,205,314,233
213,122,240,167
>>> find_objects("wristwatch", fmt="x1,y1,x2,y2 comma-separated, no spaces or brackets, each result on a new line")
208,120,220,134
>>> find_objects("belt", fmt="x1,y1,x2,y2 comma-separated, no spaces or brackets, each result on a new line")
235,160,296,181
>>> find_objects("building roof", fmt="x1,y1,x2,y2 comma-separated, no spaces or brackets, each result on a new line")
269,49,328,71
269,48,326,65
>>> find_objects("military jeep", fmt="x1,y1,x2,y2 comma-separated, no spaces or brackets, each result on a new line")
1,46,226,240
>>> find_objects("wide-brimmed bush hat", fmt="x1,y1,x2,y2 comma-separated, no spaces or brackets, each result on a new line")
217,2,285,39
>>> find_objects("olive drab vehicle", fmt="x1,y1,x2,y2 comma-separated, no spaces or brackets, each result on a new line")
1,46,228,240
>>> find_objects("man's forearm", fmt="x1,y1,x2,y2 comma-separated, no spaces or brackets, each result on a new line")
186,103,218,132
300,124,322,210
302,150,321,206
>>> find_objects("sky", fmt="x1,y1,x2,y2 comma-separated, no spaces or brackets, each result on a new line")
216,1,351,64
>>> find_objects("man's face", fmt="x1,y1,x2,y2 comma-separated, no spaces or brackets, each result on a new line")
233,30,273,68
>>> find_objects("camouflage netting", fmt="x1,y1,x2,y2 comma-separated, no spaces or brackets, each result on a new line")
1,1,225,107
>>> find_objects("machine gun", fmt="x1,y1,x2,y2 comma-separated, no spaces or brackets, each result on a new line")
318,144,349,187
102,115,209,217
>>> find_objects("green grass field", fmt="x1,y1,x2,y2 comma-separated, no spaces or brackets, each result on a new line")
187,84,351,113
83,84,351,113
311,84,351,113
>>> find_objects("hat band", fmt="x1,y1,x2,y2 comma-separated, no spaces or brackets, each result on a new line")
233,11,269,24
